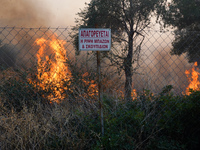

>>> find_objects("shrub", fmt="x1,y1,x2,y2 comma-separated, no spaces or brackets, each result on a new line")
148,90,200,150
0,68,47,112
1,81,200,149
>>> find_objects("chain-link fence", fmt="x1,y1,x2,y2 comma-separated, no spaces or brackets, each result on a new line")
0,27,200,149
0,27,197,95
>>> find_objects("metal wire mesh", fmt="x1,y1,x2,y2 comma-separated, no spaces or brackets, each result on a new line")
0,27,199,98
0,26,200,149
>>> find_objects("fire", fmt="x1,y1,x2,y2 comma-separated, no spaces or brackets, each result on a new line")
131,89,137,100
185,62,200,95
117,88,137,101
29,34,99,103
31,34,72,103
82,72,98,98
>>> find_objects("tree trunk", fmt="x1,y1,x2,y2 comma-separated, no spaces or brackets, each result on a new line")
124,31,134,102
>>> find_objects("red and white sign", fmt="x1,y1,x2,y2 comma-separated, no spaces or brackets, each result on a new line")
79,28,111,51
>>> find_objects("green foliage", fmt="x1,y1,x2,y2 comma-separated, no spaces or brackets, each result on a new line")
1,82,200,149
171,26,200,63
160,0,200,29
159,0,200,63
86,89,200,149
148,90,200,150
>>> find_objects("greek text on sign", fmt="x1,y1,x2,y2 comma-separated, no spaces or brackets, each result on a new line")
79,28,111,51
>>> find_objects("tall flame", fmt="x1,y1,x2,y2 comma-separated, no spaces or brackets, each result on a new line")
32,35,72,103
185,62,200,95
29,34,99,103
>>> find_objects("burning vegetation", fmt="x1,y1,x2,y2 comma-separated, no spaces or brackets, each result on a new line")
28,34,98,103
27,33,200,103
28,35,72,103
1,30,199,104
184,62,200,95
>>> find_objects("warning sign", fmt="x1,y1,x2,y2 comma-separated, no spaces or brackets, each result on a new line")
79,28,111,51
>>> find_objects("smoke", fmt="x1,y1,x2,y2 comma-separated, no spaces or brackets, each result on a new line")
0,1,195,95
0,0,51,27
0,40,16,69
0,0,54,69
132,48,193,94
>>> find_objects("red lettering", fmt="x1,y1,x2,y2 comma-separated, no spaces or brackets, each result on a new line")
81,29,110,38
81,30,84,37
106,31,109,37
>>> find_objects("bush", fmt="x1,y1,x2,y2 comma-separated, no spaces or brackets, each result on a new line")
1,82,200,149
0,68,47,112
148,90,200,150
86,89,200,150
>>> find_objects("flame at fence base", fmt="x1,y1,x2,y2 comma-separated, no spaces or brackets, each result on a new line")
28,34,99,103
185,62,200,95
131,89,137,100
117,88,137,101
28,37,200,103
29,35,72,103
82,72,98,98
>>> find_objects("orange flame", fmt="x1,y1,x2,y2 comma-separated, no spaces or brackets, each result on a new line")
116,88,137,101
82,72,98,98
29,34,99,103
131,89,137,100
185,62,200,95
31,34,72,103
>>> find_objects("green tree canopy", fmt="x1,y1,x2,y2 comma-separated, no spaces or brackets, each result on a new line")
159,0,200,63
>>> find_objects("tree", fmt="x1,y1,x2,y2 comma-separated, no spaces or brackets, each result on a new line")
73,0,163,101
159,0,200,64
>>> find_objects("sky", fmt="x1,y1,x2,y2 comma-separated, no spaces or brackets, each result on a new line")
0,0,90,27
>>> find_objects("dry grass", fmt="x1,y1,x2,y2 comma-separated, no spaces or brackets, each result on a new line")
0,100,92,150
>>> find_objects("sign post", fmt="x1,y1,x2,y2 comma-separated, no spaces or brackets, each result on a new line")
97,50,104,135
79,28,111,136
